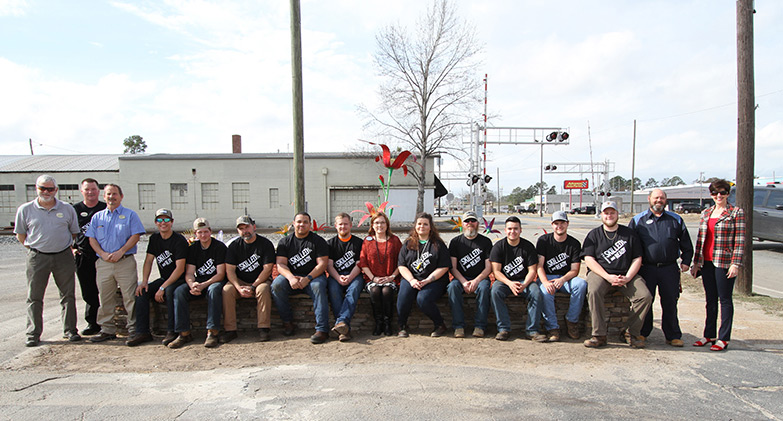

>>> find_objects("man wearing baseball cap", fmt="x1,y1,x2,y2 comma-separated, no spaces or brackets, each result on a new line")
130,208,189,346
581,201,652,348
221,215,276,344
535,210,587,342
447,211,493,338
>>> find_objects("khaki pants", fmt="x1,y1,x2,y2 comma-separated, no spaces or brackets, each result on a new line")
586,272,652,337
222,282,271,330
95,256,138,335
25,248,77,340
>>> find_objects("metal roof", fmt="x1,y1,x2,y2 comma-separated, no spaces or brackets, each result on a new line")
119,152,379,161
0,155,120,172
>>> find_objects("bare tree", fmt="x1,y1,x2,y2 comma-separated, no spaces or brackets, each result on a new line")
362,0,482,213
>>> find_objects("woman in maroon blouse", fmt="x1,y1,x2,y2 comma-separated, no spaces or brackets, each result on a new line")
691,179,746,351
359,212,402,336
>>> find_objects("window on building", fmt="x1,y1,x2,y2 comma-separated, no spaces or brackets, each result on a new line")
26,185,36,201
138,183,156,210
57,184,80,204
201,182,219,210
232,182,250,210
269,187,279,208
0,185,14,211
170,183,188,210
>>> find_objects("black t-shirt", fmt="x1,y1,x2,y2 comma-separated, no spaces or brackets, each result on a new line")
146,232,189,281
398,239,451,282
187,239,228,281
449,234,493,279
581,225,643,275
536,233,582,276
490,238,538,281
72,201,107,252
225,235,276,283
276,232,329,277
327,235,364,275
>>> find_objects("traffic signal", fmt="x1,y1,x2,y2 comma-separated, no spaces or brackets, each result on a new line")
483,175,492,184
466,174,481,186
545,165,557,171
545,131,569,142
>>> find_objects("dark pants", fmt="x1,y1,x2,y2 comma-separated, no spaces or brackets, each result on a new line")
640,264,682,340
369,285,396,321
396,279,447,328
701,261,735,341
134,278,185,335
74,251,100,327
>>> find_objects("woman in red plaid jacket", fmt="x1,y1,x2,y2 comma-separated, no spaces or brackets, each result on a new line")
690,179,745,351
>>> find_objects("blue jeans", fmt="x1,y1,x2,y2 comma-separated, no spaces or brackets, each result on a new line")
538,274,587,331
134,277,185,335
173,281,226,332
396,279,447,328
271,274,329,332
491,281,542,335
327,276,364,327
447,278,490,329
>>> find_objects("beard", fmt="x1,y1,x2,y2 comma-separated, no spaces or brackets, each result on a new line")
38,195,55,204
603,218,618,228
464,226,478,237
651,203,664,213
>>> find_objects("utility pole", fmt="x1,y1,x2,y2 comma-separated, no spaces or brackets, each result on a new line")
736,0,754,295
290,0,306,213
630,120,636,214
29,138,34,155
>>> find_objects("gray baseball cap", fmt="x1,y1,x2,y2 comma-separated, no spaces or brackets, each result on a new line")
461,211,478,222
600,201,618,212
551,210,569,222
236,215,255,227
155,208,173,219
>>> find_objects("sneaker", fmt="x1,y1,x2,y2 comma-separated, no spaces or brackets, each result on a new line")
282,322,296,337
583,336,607,348
547,329,560,342
527,332,549,343
666,339,684,347
89,332,116,343
566,321,580,339
161,331,177,346
495,331,510,341
167,334,193,349
471,327,485,338
258,328,271,342
397,327,409,338
630,335,647,349
126,333,153,347
204,332,219,348
64,331,82,342
220,331,238,344
82,325,101,336
331,322,349,337
454,328,465,338
431,325,447,338
310,331,329,344
338,331,351,342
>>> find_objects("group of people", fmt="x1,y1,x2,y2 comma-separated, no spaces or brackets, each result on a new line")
15,175,744,352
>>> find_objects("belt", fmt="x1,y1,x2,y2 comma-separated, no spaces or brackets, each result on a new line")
31,247,71,255
644,261,677,267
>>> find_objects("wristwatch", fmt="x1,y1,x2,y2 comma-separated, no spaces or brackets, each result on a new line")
305,275,313,281
159,287,165,291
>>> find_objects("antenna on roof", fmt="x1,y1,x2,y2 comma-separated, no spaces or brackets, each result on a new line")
29,138,34,155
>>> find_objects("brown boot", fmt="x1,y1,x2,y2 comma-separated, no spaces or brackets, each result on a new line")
566,321,580,339
630,335,647,349
547,329,560,342
583,336,607,348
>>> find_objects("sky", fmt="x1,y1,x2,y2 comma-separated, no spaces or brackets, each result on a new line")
1,0,782,198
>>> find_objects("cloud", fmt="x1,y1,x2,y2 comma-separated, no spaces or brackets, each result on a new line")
0,0,27,16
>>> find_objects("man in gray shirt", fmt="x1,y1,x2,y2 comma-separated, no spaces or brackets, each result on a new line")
14,174,81,347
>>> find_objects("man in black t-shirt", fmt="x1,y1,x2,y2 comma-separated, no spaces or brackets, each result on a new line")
220,215,276,344
130,209,188,347
326,213,364,342
447,211,492,338
71,178,106,335
271,212,330,344
581,201,652,349
535,211,587,342
489,216,546,342
172,218,227,348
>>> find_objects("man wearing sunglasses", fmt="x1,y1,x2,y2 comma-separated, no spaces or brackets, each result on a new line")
130,209,189,347
14,174,81,347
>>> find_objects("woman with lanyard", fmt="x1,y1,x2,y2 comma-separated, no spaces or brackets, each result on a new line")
359,212,403,336
691,179,745,351
396,212,451,338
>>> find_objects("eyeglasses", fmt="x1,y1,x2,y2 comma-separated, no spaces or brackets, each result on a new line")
710,191,729,197
463,219,478,224
37,186,56,192
155,217,172,223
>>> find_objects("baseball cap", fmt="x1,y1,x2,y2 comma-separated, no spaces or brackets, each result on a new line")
600,201,618,212
193,217,211,231
236,215,255,227
155,208,173,219
551,210,569,222
461,211,478,222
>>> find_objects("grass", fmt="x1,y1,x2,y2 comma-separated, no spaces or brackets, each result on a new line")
681,272,783,318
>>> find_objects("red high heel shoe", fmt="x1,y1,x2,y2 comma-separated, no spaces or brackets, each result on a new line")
693,338,715,347
710,340,729,351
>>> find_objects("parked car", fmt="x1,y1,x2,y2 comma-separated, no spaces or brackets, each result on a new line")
519,207,537,214
729,185,783,242
570,205,596,215
675,202,704,214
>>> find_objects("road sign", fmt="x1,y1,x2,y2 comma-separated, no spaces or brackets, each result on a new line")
564,179,589,190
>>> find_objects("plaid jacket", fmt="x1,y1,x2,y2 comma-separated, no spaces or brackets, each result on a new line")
693,204,746,269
